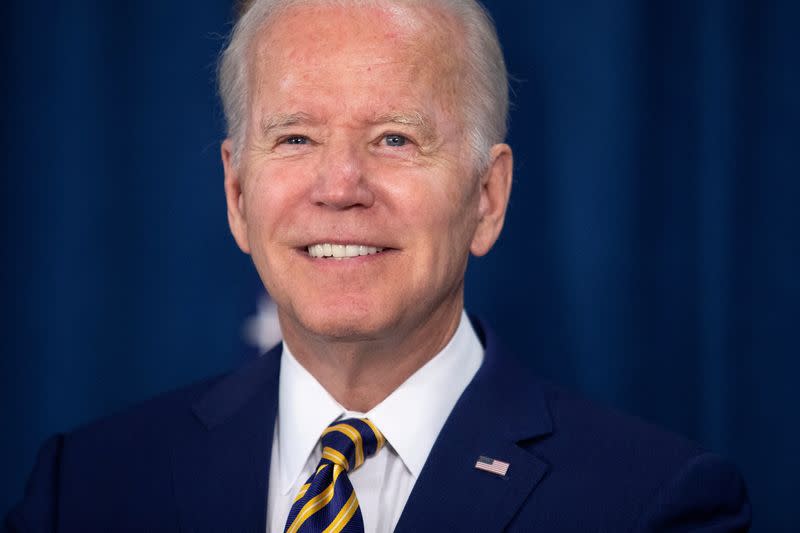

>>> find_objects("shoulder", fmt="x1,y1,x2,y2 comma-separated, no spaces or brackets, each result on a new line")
92,372,218,430
471,319,749,530
539,381,703,468
65,373,224,457
4,375,224,532
6,346,285,532
60,342,283,458
516,379,751,531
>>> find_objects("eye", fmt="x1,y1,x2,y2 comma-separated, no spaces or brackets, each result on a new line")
383,134,408,147
281,135,309,145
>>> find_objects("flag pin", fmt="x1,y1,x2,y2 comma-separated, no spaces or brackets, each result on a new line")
474,455,510,477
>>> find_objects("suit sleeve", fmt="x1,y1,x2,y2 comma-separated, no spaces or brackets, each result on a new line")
633,451,751,532
4,435,65,533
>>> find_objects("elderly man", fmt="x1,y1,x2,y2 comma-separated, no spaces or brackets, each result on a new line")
7,0,750,532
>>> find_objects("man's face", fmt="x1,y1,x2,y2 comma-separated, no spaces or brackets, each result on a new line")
224,3,510,347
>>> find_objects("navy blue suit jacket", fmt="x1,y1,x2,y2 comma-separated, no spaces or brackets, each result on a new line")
6,320,750,532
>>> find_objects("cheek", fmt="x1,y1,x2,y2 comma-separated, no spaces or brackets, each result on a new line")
242,169,307,238
398,166,479,237
419,191,480,273
242,182,276,245
440,177,480,235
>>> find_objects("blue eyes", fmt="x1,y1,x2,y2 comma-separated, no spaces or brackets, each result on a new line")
279,134,409,148
384,134,407,147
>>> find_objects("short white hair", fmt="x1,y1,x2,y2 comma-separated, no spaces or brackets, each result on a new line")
218,0,508,172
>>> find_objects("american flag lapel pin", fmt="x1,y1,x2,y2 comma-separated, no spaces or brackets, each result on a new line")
474,455,510,477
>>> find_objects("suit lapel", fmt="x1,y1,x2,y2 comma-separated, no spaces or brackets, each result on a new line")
395,321,553,532
172,345,282,533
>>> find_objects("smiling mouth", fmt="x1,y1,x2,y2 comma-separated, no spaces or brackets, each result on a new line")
307,243,386,259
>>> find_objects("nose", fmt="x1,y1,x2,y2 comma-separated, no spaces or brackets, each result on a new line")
310,140,375,209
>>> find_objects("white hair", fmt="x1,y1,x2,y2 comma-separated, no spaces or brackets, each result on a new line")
218,0,508,172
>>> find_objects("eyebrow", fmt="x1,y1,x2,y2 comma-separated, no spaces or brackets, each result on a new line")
259,110,438,144
370,111,436,143
259,112,317,137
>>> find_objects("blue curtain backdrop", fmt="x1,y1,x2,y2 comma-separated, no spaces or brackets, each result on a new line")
1,1,797,530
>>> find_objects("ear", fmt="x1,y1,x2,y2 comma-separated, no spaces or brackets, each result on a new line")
470,143,513,257
222,139,252,254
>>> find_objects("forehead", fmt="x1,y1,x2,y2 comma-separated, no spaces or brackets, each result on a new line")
247,2,465,118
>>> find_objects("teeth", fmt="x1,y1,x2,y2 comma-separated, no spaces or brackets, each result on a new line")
307,243,385,258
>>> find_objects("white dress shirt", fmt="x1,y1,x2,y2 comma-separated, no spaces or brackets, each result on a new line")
266,311,484,533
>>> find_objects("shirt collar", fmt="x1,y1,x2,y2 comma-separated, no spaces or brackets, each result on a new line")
277,345,344,494
277,311,484,492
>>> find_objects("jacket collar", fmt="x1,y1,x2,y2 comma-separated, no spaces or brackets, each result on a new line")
394,317,553,532
172,345,282,533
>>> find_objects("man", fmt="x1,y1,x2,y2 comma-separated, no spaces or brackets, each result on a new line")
7,0,750,531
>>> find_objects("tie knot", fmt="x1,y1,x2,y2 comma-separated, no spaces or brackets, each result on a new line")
320,418,384,472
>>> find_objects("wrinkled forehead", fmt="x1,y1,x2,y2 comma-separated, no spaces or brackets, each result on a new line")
247,2,467,112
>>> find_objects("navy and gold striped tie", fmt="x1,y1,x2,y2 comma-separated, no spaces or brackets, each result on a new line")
284,418,385,533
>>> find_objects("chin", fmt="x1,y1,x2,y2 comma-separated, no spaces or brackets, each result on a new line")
303,318,386,342
302,300,412,343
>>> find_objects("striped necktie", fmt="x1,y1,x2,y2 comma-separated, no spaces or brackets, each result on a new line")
284,418,385,533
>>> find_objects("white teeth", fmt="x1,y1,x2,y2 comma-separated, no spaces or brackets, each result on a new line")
306,243,385,258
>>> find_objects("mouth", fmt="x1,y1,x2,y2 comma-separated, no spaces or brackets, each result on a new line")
306,243,387,260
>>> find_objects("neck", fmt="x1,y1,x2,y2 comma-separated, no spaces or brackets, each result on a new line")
281,300,464,412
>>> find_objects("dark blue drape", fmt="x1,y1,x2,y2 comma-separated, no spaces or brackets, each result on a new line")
2,1,797,530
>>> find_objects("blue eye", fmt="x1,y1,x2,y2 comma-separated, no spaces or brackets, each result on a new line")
384,134,407,147
283,136,308,145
